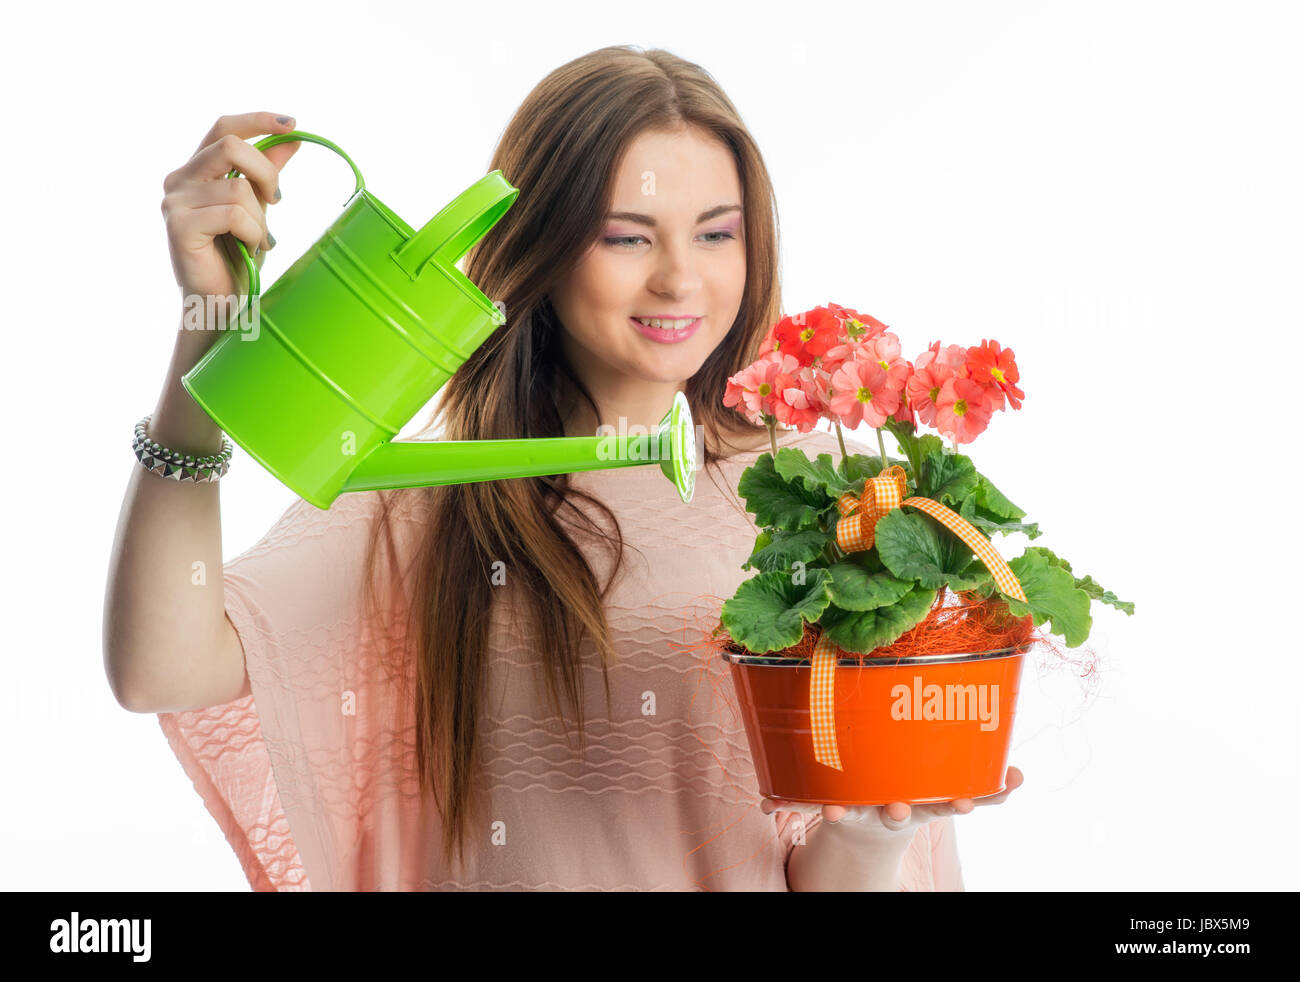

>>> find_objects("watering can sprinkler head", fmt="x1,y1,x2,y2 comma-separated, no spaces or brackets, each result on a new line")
179,131,697,509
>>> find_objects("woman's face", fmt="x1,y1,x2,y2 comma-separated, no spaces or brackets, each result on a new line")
550,124,746,414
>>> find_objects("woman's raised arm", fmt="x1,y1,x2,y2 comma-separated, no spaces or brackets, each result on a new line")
103,112,297,713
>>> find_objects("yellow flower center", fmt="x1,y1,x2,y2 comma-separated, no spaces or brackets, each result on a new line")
954,398,967,417
800,327,815,342
856,386,873,404
758,382,772,396
929,386,940,403
991,367,1005,383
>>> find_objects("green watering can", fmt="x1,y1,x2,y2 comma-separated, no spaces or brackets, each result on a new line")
180,131,697,510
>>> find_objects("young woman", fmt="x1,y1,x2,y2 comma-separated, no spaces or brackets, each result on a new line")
105,45,1020,891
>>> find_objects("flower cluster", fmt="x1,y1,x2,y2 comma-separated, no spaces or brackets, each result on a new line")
723,303,1025,447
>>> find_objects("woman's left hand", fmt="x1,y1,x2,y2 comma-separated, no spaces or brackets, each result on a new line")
759,765,1024,834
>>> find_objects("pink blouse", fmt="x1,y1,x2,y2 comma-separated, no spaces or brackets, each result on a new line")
157,426,964,891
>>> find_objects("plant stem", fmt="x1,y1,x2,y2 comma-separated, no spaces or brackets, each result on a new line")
834,420,848,460
765,416,778,458
876,425,889,467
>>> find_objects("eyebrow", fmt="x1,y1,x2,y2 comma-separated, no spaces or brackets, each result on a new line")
605,204,743,227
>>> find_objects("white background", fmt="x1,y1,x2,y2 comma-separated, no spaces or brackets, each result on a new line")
1,0,1295,890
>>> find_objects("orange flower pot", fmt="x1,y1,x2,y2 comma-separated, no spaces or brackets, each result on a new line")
722,645,1031,805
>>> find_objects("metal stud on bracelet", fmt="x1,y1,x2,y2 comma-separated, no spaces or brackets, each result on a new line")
133,414,234,483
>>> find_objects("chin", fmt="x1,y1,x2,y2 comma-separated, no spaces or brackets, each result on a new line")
634,354,707,385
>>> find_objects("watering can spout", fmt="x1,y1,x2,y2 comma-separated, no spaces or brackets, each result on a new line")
338,391,698,502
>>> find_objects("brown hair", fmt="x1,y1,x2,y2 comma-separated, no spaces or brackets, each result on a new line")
362,45,781,872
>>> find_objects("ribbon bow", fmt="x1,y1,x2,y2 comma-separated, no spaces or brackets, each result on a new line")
809,464,1029,771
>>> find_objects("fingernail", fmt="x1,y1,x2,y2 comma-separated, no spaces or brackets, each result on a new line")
276,116,293,126
255,246,262,257
274,186,282,202
267,232,276,249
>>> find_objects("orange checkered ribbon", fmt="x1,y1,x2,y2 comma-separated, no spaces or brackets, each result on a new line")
808,464,1029,770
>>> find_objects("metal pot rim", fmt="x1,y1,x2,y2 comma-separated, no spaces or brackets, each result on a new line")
719,641,1034,668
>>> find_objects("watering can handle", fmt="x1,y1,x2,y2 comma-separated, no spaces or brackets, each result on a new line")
223,131,366,299
390,171,519,279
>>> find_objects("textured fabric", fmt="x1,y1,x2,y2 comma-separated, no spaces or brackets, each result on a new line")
156,425,964,891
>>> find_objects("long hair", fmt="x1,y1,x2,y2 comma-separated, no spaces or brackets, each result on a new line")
362,45,781,872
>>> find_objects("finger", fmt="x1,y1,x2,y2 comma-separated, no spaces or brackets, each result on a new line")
167,178,272,250
759,797,799,815
880,802,912,830
193,111,296,158
260,139,301,179
181,135,287,206
759,797,824,819
971,768,1026,808
183,202,270,264
910,803,960,822
822,804,848,823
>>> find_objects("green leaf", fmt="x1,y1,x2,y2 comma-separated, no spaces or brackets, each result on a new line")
1002,550,1093,647
719,568,832,653
959,495,1042,540
818,585,940,654
970,473,1026,521
841,453,886,484
1074,574,1135,616
943,552,994,592
957,559,996,598
873,509,975,591
923,451,979,508
1022,545,1072,572
737,454,823,531
1020,546,1134,616
744,529,828,573
824,562,915,611
915,434,946,459
774,448,852,498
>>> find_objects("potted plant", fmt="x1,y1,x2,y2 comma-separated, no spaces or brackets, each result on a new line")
715,303,1134,805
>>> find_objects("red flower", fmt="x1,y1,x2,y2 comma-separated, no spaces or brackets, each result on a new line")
772,364,826,432
965,339,1024,411
829,359,902,429
934,377,994,446
724,352,799,423
767,306,841,366
905,341,966,427
892,384,917,427
827,302,889,343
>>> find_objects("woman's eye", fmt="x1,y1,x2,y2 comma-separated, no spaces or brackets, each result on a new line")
603,231,736,249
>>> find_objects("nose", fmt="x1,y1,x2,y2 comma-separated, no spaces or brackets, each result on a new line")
646,240,702,298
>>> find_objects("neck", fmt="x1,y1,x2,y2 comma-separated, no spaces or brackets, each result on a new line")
559,380,685,438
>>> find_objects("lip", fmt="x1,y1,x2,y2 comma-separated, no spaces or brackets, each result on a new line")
630,315,702,344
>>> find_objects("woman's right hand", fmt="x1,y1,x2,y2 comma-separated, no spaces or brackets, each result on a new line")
161,111,302,312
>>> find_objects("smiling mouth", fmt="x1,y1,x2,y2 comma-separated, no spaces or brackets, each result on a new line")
632,316,701,330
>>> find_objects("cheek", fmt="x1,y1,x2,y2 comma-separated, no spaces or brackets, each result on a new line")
580,258,643,320
710,246,746,298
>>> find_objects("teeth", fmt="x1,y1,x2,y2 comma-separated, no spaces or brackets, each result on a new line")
635,317,697,330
